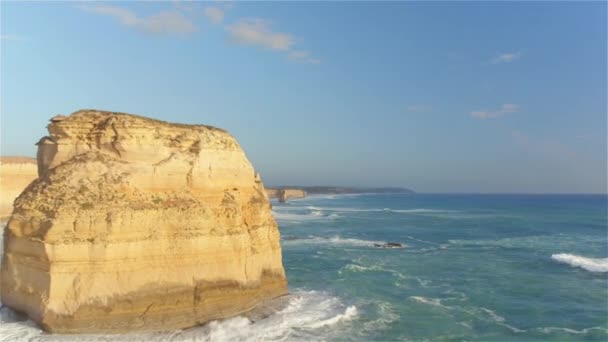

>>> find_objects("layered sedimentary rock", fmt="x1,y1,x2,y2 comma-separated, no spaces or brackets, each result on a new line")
1,110,287,333
266,188,307,202
0,157,38,220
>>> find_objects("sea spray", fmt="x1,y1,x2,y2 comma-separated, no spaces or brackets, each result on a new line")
551,253,608,273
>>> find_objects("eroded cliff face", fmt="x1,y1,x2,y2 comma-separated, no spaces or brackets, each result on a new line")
0,110,287,333
0,157,38,220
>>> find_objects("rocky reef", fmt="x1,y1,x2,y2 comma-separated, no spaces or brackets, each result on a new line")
0,110,287,333
0,157,37,220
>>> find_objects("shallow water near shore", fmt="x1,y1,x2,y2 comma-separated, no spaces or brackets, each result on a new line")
1,193,607,341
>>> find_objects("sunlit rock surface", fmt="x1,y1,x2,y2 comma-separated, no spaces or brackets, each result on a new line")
0,157,37,219
0,110,287,333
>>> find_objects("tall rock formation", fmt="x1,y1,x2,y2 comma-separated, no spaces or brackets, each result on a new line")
0,110,287,333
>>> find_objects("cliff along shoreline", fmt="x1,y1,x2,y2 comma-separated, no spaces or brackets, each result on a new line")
0,110,287,333
0,157,37,220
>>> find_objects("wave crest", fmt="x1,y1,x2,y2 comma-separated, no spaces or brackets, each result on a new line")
551,253,608,273
0,290,356,341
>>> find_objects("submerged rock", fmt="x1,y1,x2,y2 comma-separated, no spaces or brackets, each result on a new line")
373,242,405,249
0,110,287,333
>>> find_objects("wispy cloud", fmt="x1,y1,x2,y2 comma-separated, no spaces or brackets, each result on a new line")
81,5,196,35
407,105,433,113
288,50,320,64
471,104,518,119
204,6,224,24
226,18,293,50
1,34,24,41
489,51,523,64
80,4,319,65
225,18,320,64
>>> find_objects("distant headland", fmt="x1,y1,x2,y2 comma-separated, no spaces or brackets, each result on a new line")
265,186,415,202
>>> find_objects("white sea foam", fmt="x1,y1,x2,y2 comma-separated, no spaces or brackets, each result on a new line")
272,211,326,222
340,264,386,273
409,296,526,333
272,207,340,222
405,235,440,245
0,290,357,341
305,305,358,329
480,307,505,323
448,234,602,251
282,235,386,248
297,206,458,214
410,296,445,308
360,301,400,334
551,253,608,273
536,326,608,335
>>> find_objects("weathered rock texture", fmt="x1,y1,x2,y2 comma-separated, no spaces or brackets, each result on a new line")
266,188,307,202
0,157,38,220
0,110,287,333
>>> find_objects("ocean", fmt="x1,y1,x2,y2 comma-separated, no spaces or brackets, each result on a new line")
1,193,607,341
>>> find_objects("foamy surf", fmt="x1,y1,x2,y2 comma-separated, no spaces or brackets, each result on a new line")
302,206,456,214
281,235,386,248
551,253,608,273
0,290,357,341
272,208,341,222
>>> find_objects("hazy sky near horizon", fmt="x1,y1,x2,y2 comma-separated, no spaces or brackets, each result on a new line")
1,1,606,193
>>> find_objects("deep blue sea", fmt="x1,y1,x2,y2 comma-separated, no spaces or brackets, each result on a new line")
1,193,606,341
272,193,608,341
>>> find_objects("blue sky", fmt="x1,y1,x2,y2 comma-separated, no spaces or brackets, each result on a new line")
1,1,606,193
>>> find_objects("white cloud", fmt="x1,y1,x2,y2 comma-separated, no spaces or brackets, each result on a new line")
288,50,320,64
471,104,518,119
489,51,523,64
407,105,433,113
204,6,224,24
81,5,196,34
225,19,293,50
81,4,319,65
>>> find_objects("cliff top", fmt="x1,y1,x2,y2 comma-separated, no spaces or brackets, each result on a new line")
60,109,228,133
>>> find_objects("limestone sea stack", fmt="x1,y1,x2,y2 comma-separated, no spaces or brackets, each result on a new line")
0,110,287,333
266,188,307,202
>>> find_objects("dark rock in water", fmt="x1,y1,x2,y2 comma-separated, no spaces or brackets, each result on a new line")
374,242,404,249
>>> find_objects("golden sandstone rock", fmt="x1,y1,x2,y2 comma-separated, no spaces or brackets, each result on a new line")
0,110,287,333
0,157,38,219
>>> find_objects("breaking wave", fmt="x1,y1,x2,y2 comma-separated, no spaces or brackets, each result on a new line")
282,235,385,248
551,253,608,273
0,290,357,341
272,208,340,222
535,326,608,335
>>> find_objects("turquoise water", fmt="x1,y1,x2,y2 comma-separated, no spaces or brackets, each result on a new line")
275,193,608,341
1,193,606,341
